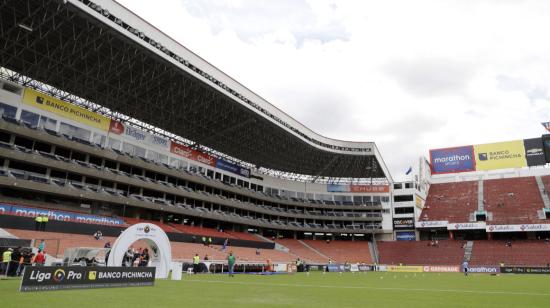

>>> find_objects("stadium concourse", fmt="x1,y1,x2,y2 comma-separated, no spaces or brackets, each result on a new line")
1,1,550,303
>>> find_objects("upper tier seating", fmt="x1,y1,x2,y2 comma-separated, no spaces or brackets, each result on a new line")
470,240,550,266
302,240,373,263
377,240,465,265
483,177,544,224
420,181,478,223
275,239,327,263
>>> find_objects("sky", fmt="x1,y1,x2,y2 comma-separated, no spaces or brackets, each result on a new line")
117,0,550,179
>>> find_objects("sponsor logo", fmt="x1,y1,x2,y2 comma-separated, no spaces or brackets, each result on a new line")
125,126,146,141
423,266,459,273
478,153,488,161
469,267,499,273
144,225,150,233
53,269,66,282
416,220,448,228
36,96,44,104
88,271,97,280
526,148,543,155
109,120,125,135
430,146,475,174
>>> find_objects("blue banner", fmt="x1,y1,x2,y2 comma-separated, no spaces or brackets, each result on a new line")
327,184,349,192
215,159,250,178
327,264,345,272
395,231,416,241
0,203,124,225
429,145,476,174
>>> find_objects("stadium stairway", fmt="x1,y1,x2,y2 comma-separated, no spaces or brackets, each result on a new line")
477,180,484,212
302,240,373,263
274,239,327,263
536,176,550,208
463,241,474,262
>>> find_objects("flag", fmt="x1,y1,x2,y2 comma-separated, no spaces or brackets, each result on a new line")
542,122,550,133
405,166,413,175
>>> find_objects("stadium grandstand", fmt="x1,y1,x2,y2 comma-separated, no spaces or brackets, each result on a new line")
1,0,550,285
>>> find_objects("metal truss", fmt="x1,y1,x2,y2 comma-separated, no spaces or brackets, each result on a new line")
0,0,388,181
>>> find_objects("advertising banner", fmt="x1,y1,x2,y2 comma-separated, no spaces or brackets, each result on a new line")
429,146,476,174
500,267,550,274
0,203,124,225
473,140,527,171
486,224,550,232
386,265,423,273
393,218,415,230
523,138,546,167
350,264,359,272
423,266,460,273
358,264,373,272
327,264,345,272
327,184,390,193
215,159,250,178
170,142,217,167
20,266,155,292
22,88,111,131
171,262,183,280
415,220,448,228
395,231,416,241
468,266,500,274
447,222,486,230
109,121,169,150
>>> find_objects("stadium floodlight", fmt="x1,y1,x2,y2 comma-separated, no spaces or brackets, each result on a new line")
17,23,33,32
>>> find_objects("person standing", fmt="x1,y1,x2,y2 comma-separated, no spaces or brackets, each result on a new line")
193,253,200,274
2,248,13,275
34,215,42,231
227,252,236,277
41,214,49,231
34,250,46,266
462,260,469,276
38,240,45,252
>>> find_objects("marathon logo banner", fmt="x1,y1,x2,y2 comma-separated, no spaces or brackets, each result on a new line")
429,146,476,174
468,266,500,274
20,266,155,292
500,267,550,274
0,203,124,225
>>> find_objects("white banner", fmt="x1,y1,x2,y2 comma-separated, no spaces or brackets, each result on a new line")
109,121,169,150
447,222,486,230
171,262,183,280
350,264,359,272
415,220,448,228
486,224,550,232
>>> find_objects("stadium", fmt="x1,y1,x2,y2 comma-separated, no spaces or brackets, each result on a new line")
1,0,550,307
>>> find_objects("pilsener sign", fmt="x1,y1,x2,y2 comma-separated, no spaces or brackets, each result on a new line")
20,266,155,292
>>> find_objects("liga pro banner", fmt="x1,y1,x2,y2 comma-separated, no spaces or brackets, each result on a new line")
20,266,155,292
22,88,111,131
474,140,527,170
500,267,550,274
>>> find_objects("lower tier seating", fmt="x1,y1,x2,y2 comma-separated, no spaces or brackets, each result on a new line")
377,240,465,265
470,240,550,266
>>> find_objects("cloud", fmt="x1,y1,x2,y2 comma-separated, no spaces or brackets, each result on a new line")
118,0,550,177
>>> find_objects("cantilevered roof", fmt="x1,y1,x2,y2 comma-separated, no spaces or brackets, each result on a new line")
0,0,392,180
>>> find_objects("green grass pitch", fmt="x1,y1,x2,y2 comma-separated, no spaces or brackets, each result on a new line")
2,272,550,307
